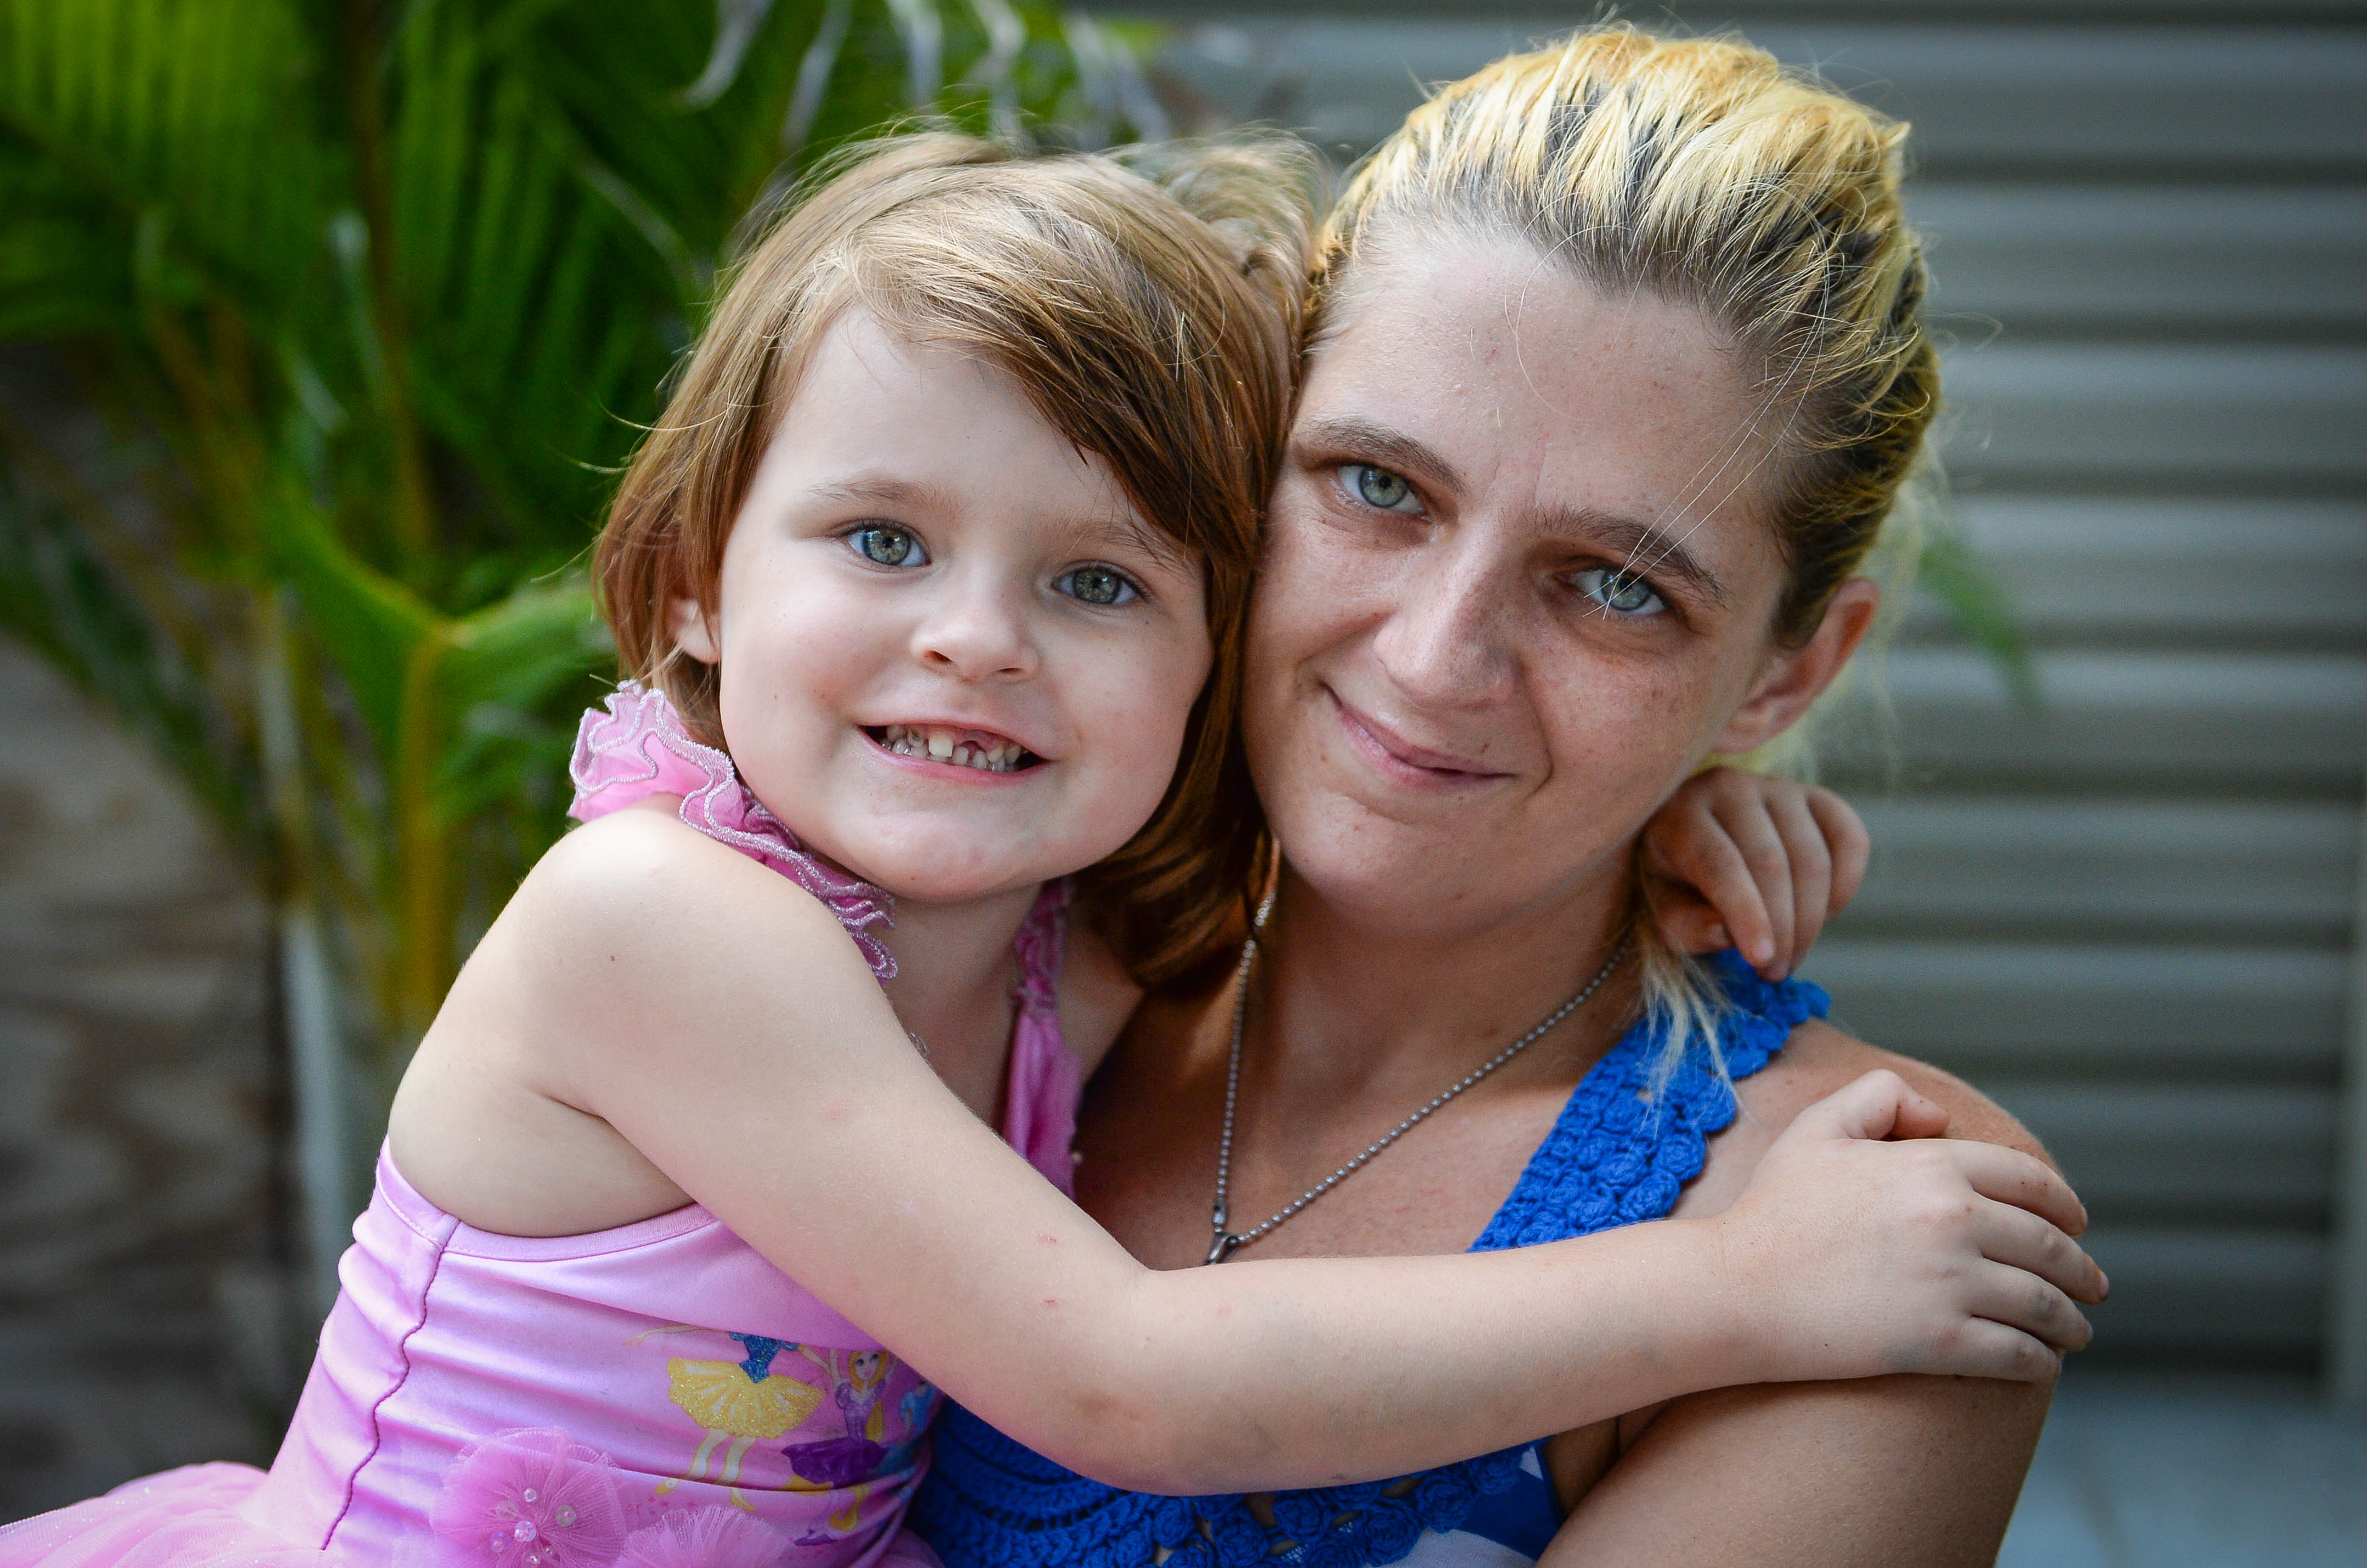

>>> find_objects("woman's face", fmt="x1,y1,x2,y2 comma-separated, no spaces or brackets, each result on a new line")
1243,238,1871,935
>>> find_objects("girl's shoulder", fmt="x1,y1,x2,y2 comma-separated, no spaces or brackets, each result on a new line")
523,799,865,959
393,802,881,1234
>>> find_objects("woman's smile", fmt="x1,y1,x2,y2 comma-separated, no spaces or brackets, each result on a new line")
1324,687,1515,789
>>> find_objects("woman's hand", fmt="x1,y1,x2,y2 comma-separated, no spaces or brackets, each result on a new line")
1642,767,1869,979
1706,1069,2109,1385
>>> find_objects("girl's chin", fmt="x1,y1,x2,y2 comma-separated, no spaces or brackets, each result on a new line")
836,837,1099,908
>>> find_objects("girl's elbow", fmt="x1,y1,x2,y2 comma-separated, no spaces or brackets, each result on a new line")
1022,1379,1246,1494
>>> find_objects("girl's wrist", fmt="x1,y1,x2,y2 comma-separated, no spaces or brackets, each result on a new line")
1661,1211,1782,1391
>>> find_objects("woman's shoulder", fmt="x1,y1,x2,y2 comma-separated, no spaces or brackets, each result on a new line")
1674,1016,2051,1222
1747,1019,2049,1162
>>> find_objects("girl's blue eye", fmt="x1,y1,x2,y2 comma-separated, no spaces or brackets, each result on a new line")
1571,566,1666,617
1056,565,1138,607
850,525,925,567
1344,464,1420,513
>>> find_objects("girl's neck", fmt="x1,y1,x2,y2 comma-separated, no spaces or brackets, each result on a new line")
1252,862,1638,1101
875,880,1046,1115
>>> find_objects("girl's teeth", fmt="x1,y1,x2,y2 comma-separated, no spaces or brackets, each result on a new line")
876,725,1025,772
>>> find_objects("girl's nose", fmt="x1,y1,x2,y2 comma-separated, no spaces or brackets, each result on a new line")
1371,545,1518,711
911,575,1039,683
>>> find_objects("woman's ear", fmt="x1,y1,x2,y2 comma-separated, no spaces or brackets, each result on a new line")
1711,577,1880,755
668,597,721,665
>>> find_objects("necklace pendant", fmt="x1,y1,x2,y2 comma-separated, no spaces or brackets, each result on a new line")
1204,1230,1245,1266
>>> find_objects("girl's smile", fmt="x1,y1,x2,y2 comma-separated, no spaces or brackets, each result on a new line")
863,722,1040,776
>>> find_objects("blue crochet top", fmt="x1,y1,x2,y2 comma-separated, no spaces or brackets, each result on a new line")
913,954,1829,1568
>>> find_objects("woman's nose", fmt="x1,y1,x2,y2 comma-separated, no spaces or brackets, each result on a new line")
1371,549,1518,711
911,575,1039,683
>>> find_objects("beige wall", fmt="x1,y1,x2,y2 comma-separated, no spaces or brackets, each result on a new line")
0,638,280,1517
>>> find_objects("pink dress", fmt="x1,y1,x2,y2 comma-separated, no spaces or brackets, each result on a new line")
0,684,1084,1568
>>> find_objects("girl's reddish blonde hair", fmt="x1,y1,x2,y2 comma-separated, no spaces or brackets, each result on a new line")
593,132,1314,985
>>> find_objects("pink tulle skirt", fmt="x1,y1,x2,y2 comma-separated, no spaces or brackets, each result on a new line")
0,1457,943,1568
0,1463,329,1567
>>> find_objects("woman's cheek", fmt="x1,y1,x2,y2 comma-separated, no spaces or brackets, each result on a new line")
1537,647,1714,807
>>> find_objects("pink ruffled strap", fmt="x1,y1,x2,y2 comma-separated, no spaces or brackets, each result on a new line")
568,682,897,981
1009,880,1067,1021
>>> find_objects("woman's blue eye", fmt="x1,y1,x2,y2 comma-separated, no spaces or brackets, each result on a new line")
1056,565,1138,606
1345,464,1419,513
1572,566,1666,617
850,525,925,567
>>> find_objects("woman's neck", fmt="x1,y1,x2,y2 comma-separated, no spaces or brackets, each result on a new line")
1251,862,1639,1102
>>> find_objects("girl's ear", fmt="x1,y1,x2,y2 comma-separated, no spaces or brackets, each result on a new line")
669,597,721,664
1711,577,1880,756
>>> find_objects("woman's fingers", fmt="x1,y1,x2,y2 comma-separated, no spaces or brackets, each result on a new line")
1968,1197,2110,1307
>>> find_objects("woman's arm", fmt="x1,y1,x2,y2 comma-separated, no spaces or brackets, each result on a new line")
1544,1375,2046,1566
1542,1026,2061,1565
501,815,2097,1497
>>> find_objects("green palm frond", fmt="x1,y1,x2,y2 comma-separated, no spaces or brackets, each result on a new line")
0,447,256,844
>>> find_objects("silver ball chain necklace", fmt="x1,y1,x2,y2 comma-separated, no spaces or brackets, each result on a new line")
1204,901,1633,1265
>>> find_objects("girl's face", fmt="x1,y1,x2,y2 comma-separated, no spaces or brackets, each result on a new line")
1243,239,1875,936
673,310,1213,904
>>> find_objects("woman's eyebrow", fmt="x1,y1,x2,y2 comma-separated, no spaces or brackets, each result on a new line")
1294,416,1465,495
1545,510,1733,608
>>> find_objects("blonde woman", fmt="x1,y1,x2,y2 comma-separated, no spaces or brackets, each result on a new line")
916,28,2060,1568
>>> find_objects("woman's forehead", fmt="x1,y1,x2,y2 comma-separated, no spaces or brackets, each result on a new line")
1296,240,1786,570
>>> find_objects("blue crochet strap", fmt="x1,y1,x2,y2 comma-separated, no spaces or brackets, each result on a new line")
915,955,1826,1567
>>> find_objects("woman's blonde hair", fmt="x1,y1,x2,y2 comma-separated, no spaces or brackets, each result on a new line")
1311,27,1939,1071
594,132,1316,986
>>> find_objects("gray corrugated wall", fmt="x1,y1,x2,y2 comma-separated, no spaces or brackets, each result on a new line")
1113,1,2367,1375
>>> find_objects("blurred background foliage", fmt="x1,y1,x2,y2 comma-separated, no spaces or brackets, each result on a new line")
0,0,1169,1100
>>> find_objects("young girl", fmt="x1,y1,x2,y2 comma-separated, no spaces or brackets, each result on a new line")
0,134,2101,1568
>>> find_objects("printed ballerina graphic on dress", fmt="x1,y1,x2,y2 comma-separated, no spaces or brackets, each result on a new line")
890,1381,938,1471
630,1326,825,1511
780,1347,898,1536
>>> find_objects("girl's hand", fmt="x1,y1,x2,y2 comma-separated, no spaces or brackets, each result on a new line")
1643,767,1869,979
1711,1069,2109,1385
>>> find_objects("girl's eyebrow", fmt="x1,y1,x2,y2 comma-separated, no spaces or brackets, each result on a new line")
1293,416,1465,496
808,475,961,514
1057,512,1195,573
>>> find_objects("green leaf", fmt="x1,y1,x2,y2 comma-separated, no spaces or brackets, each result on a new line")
263,482,435,758
0,453,258,844
1919,516,2043,713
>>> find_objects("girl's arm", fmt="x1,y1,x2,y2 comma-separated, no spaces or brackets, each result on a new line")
1643,767,1870,979
498,810,2099,1496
